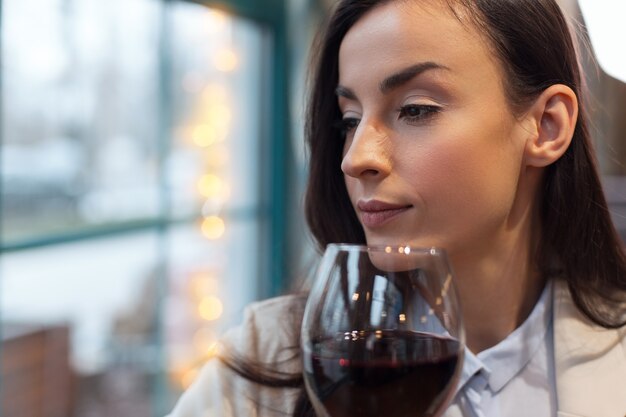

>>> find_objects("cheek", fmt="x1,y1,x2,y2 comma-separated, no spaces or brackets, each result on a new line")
403,133,523,222
344,174,355,196
343,175,361,207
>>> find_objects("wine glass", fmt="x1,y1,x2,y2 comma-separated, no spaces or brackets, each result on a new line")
301,244,464,417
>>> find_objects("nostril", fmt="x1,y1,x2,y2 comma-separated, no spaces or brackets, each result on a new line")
342,158,381,178
361,168,380,177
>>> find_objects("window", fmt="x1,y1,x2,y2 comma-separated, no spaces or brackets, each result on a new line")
0,0,286,415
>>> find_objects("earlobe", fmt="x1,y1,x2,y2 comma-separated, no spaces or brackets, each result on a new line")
524,84,578,168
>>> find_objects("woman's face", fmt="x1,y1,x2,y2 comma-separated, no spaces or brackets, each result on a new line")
338,1,534,256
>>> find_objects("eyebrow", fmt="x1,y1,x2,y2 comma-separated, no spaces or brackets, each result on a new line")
335,61,449,99
335,85,357,100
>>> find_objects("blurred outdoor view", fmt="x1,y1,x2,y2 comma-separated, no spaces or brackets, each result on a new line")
1,0,285,415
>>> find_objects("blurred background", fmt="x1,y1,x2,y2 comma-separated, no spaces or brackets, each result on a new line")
0,0,624,416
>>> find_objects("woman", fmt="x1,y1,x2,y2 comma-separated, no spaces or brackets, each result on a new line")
167,0,626,416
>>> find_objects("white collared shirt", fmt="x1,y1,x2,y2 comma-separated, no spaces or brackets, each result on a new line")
443,281,557,417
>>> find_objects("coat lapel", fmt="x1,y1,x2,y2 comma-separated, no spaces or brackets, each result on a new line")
553,280,626,417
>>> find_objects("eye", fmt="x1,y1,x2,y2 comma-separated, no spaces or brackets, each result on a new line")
398,104,440,123
333,117,360,136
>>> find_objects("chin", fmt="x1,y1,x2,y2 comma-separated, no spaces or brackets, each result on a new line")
365,234,444,250
365,235,410,248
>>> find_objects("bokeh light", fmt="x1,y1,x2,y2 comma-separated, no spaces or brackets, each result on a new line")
214,48,238,72
207,103,231,132
201,216,225,239
191,124,218,147
198,295,223,321
189,272,219,299
197,174,222,198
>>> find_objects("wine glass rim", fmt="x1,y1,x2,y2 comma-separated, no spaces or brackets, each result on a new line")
328,243,447,255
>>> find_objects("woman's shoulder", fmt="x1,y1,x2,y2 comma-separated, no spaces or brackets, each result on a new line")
243,293,308,323
219,293,308,365
166,294,308,417
553,279,626,416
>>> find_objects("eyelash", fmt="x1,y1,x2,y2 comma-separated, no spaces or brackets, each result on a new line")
334,104,441,136
397,104,441,123
334,117,360,136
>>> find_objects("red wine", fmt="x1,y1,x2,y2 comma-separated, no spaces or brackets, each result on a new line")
303,330,461,417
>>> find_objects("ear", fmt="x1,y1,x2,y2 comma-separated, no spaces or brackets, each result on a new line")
523,84,578,167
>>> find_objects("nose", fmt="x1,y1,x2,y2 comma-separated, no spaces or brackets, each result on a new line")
340,122,391,179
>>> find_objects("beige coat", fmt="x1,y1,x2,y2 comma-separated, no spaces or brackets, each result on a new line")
553,282,626,417
167,282,626,417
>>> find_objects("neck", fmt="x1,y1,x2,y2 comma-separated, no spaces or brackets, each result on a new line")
452,174,546,353
453,244,546,353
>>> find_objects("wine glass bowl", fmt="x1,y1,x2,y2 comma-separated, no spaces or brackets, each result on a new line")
301,244,464,417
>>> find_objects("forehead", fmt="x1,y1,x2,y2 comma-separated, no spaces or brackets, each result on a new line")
338,0,503,92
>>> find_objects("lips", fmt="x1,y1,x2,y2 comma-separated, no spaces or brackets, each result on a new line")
357,200,412,228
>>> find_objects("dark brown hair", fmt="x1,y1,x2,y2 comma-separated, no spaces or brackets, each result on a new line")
225,0,626,415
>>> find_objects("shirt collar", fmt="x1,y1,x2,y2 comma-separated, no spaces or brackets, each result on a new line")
454,346,489,401
477,280,554,392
